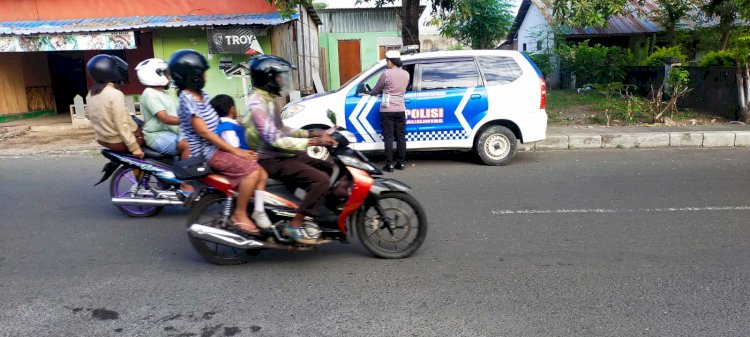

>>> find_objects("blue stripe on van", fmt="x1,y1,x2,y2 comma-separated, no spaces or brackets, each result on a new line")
520,52,544,78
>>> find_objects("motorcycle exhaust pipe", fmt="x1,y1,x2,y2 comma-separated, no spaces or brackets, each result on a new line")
187,224,266,250
111,197,184,206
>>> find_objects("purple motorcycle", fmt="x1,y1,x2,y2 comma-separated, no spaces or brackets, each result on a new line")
95,148,188,217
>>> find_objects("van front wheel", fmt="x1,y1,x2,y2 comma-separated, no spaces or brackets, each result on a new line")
475,126,518,166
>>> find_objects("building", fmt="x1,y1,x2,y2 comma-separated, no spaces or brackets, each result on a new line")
0,0,321,119
318,0,458,90
317,6,425,90
505,0,662,55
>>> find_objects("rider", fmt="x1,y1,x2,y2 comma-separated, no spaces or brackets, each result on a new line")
169,49,271,233
135,58,190,161
86,54,144,159
242,55,337,245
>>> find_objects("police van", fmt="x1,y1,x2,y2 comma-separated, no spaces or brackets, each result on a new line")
280,49,548,165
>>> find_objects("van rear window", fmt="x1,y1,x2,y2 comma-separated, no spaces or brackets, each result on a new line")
477,56,523,86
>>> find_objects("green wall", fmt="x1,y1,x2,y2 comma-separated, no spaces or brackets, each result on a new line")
151,28,272,115
321,31,400,90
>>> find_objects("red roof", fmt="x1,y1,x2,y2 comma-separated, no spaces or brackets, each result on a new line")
0,0,279,21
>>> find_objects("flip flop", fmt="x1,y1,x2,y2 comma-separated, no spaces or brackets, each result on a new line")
232,221,260,235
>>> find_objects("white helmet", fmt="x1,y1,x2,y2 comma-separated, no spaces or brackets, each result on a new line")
135,58,169,87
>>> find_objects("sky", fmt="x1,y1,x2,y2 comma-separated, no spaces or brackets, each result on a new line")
320,0,524,35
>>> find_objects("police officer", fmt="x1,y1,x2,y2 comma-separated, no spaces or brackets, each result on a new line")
371,50,410,172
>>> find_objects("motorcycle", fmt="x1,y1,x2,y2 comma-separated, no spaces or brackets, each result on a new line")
95,146,190,218
185,113,427,264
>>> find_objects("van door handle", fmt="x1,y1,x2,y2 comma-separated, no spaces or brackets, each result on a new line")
470,94,482,100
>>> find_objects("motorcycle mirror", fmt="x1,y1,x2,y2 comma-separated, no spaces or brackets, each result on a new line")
326,109,337,125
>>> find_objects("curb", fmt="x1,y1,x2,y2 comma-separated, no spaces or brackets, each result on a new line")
525,130,750,151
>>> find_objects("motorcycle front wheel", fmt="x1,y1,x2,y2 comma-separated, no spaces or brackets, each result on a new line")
186,192,260,265
356,192,427,259
109,166,164,217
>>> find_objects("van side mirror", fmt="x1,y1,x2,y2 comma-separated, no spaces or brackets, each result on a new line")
356,83,368,95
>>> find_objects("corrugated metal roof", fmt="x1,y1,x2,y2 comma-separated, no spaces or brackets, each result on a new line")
509,0,665,38
0,13,299,35
317,6,425,34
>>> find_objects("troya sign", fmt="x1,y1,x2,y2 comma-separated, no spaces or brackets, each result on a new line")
207,27,265,55
0,31,136,52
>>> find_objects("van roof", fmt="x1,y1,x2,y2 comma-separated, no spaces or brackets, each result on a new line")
401,49,521,62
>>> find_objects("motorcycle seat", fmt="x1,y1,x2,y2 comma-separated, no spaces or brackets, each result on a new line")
267,178,286,187
142,146,172,160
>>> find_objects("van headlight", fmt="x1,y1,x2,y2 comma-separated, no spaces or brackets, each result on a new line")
281,104,305,119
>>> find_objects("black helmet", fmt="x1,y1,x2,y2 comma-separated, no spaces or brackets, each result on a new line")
250,55,295,96
87,54,128,84
168,49,209,90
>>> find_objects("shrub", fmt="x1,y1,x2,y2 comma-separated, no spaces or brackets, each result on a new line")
555,40,630,86
643,46,687,66
525,52,553,78
699,50,737,66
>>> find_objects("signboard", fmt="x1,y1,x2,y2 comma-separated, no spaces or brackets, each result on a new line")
208,27,265,55
0,31,136,52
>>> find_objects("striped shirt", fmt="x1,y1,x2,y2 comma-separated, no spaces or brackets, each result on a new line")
178,90,219,160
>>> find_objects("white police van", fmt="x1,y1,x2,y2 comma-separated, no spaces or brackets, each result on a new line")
280,49,547,165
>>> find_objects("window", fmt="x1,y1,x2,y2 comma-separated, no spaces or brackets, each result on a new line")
477,56,523,86
522,43,527,51
537,40,543,50
359,64,416,93
419,61,481,90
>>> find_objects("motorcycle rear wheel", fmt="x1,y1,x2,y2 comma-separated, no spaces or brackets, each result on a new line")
109,166,164,217
356,192,427,259
186,192,260,265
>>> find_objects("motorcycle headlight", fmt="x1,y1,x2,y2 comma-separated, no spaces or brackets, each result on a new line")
338,155,380,174
281,104,305,119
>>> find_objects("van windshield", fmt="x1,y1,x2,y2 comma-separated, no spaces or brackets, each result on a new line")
333,62,384,93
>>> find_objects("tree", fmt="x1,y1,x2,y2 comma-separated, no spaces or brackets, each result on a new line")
648,0,693,46
702,0,741,50
432,0,514,49
551,0,628,27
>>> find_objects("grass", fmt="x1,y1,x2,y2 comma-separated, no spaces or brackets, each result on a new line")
545,89,723,126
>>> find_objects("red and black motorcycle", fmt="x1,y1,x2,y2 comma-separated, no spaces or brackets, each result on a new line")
185,130,427,265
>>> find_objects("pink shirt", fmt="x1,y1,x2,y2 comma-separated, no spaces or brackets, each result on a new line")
371,67,410,112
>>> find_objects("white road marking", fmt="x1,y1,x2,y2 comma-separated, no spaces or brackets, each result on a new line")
490,206,750,215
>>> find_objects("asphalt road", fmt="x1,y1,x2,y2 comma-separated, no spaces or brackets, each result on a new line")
1,149,749,336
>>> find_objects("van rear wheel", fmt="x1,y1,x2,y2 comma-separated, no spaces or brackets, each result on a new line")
475,125,518,166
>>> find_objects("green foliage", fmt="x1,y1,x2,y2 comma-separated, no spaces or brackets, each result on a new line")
555,40,631,86
312,2,327,9
643,46,687,66
551,0,628,28
525,52,553,78
588,82,644,125
448,43,465,50
666,68,690,94
699,50,737,66
435,0,515,49
650,0,692,46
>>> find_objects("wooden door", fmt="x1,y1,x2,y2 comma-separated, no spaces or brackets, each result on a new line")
338,40,361,84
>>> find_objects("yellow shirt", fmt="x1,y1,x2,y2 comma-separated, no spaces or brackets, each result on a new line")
86,84,141,152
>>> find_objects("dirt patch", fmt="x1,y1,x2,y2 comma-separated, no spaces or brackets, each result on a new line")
0,126,99,156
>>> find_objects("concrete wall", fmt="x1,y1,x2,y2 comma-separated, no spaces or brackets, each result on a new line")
320,31,400,90
151,28,273,115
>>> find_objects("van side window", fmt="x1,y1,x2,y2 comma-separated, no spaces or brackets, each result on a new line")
361,64,416,92
477,56,523,86
419,61,481,91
